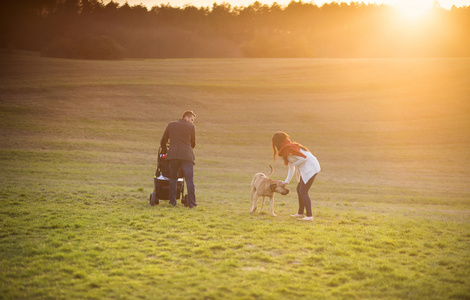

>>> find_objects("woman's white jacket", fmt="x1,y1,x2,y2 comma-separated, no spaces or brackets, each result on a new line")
285,149,321,184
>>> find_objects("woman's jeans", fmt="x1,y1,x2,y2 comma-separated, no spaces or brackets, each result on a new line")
296,173,317,217
168,160,196,207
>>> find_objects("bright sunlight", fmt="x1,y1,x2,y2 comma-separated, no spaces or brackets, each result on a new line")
394,0,435,19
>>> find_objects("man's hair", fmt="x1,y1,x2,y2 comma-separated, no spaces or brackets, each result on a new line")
182,110,196,119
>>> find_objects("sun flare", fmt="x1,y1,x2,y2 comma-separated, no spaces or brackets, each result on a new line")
394,0,434,20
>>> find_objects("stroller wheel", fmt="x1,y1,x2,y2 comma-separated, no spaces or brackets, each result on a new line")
150,192,159,206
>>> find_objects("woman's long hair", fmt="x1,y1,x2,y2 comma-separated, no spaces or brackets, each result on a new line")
272,132,289,162
272,132,309,162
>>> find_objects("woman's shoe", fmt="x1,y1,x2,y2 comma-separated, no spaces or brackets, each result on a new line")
301,216,313,221
291,213,304,218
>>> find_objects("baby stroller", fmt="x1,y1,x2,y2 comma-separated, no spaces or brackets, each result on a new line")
149,145,188,206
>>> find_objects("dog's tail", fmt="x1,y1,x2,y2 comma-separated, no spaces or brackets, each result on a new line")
268,165,274,177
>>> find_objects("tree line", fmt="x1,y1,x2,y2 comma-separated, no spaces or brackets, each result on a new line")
1,0,469,59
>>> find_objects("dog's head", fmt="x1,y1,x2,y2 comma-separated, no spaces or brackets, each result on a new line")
270,181,289,195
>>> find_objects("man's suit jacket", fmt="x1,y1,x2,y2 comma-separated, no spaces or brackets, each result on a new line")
160,119,196,163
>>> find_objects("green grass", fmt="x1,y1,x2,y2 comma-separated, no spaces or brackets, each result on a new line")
1,51,469,299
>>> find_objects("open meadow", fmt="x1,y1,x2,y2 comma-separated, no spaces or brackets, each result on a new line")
1,51,469,299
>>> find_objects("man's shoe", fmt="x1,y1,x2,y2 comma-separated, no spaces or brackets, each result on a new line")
301,216,313,221
291,213,304,218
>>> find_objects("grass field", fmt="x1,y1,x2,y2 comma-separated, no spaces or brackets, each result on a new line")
1,51,469,299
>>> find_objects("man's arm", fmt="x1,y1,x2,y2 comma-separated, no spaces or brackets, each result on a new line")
191,125,196,149
160,125,170,154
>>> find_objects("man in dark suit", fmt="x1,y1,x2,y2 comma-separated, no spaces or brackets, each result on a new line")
160,111,197,208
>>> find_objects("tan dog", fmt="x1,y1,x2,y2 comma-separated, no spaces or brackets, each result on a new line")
250,165,289,217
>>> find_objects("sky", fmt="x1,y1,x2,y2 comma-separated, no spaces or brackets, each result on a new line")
111,0,470,10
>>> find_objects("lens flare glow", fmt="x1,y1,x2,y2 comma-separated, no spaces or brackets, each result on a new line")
394,0,434,19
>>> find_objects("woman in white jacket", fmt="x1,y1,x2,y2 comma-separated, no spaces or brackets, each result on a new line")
272,132,321,221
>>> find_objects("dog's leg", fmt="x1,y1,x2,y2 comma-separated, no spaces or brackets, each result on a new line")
269,196,277,217
250,190,258,213
259,196,265,213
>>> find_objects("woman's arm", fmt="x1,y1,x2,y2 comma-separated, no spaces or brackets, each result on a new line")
285,162,295,184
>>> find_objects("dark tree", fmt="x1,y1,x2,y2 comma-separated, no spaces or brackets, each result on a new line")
1,0,468,59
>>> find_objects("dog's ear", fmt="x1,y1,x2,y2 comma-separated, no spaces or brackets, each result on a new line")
270,183,277,191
